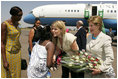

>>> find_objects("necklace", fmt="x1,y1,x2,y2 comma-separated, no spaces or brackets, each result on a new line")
92,35,98,40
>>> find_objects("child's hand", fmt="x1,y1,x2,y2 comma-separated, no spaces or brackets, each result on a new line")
53,55,56,63
50,66,57,71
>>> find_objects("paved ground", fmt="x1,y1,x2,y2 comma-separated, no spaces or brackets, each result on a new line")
20,29,117,78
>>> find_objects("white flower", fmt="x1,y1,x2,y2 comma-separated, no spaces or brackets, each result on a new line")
94,61,97,64
94,66,99,69
82,58,86,61
72,55,75,58
75,59,79,62
90,57,95,60
97,57,103,64
85,52,88,56
80,51,83,54
75,56,79,60
68,62,73,67
86,65,89,68
88,63,93,68
80,61,84,63
97,57,101,60
70,59,74,61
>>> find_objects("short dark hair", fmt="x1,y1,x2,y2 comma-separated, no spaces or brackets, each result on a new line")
33,18,41,27
10,6,22,16
35,18,40,21
37,25,52,41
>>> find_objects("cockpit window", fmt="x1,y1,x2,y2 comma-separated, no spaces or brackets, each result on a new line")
29,11,33,13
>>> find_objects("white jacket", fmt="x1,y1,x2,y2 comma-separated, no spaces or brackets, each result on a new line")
86,32,114,72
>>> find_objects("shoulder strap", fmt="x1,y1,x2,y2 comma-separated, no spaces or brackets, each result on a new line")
45,42,51,47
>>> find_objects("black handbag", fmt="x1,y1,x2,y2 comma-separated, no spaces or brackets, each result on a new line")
21,59,27,70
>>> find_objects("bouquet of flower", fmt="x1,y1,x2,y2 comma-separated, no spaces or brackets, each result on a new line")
60,51,102,72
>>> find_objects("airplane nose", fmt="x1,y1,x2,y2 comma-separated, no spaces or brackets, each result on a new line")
23,13,36,24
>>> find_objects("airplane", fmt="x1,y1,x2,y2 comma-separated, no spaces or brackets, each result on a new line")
23,3,117,35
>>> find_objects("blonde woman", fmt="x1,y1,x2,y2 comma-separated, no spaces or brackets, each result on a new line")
86,16,115,78
51,20,81,78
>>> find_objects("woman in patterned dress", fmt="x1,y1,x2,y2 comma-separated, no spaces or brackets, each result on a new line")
1,6,23,78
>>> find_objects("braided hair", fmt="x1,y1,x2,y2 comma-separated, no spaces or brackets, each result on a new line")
37,25,52,42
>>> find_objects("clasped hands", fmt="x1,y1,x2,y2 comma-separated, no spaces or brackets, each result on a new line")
91,68,101,75
50,55,58,71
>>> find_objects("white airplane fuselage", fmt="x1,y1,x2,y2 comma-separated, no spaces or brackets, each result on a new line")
24,3,117,33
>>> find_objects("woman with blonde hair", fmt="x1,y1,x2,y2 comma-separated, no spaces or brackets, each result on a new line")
51,20,80,78
86,16,115,78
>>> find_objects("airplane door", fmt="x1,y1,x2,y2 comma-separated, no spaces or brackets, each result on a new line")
98,10,104,18
92,6,97,16
84,10,89,19
84,4,91,19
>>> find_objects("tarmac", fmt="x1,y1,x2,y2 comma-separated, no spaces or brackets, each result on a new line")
20,29,117,78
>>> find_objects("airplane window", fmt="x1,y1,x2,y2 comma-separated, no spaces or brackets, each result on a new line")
107,10,109,13
71,10,73,12
74,10,76,12
29,11,33,13
114,10,116,13
111,10,113,13
77,10,79,12
68,10,70,12
65,10,67,12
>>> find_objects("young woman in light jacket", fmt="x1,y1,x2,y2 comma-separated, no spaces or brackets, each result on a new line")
51,20,80,78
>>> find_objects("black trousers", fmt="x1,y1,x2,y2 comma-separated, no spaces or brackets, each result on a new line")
62,66,84,78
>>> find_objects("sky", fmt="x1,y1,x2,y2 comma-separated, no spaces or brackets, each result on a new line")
1,0,117,28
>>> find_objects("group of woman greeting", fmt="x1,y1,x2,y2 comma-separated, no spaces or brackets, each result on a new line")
1,6,115,78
